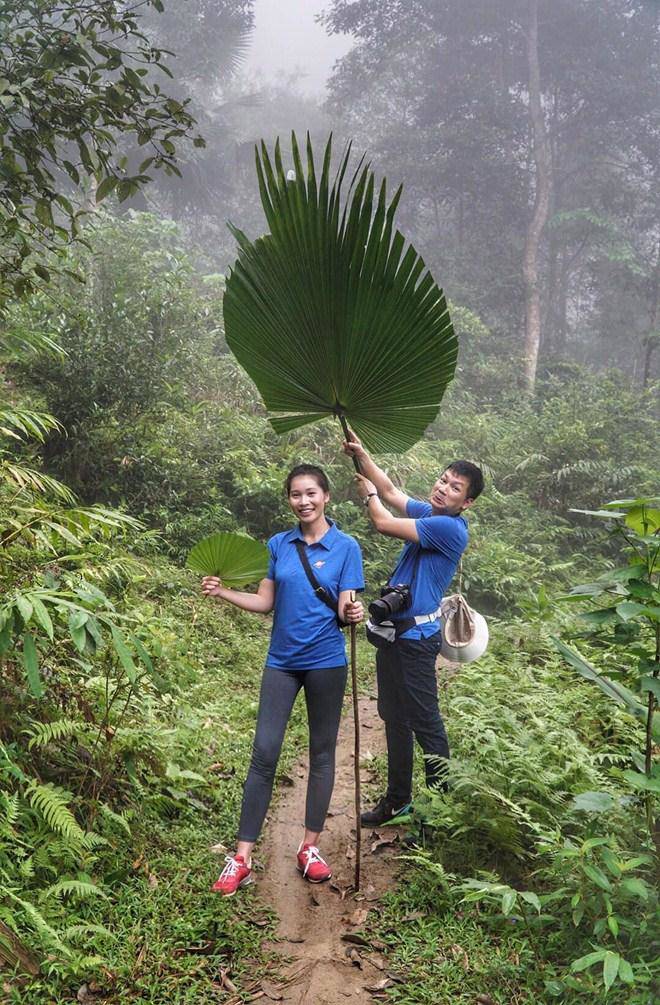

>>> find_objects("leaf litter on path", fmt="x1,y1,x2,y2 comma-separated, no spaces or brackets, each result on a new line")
450,943,470,971
354,882,379,902
345,947,363,968
330,880,351,900
370,832,399,853
341,907,370,927
259,978,284,1000
341,932,371,947
364,977,394,993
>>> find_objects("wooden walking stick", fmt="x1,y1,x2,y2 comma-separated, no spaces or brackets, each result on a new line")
349,588,361,891
338,414,363,891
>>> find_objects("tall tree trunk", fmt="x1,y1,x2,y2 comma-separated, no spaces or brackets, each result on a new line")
457,193,464,252
522,0,552,391
642,239,659,389
556,254,569,353
545,227,559,353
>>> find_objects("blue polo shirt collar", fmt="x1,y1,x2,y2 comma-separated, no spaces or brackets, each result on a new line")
288,519,338,551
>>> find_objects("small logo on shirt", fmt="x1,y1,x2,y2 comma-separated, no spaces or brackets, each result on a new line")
313,560,325,569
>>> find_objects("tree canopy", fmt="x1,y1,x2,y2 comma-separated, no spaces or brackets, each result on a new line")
0,0,205,301
322,0,660,388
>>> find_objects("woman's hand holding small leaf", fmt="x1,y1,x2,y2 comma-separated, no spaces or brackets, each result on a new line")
201,576,226,599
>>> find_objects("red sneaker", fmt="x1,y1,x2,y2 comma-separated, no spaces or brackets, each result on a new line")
296,843,332,883
212,854,252,896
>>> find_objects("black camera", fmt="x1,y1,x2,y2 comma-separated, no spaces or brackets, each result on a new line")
368,583,411,624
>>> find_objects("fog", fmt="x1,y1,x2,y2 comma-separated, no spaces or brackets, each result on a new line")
245,0,352,94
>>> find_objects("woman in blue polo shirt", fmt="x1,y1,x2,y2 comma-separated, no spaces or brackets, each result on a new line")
202,464,364,896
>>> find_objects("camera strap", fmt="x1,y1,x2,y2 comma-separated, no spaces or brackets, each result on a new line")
293,540,341,621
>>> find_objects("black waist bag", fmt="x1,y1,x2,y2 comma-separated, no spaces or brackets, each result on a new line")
365,617,418,649
293,540,345,628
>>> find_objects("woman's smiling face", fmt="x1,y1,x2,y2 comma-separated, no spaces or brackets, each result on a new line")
288,474,330,524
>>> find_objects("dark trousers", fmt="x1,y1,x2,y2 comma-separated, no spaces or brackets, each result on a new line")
237,664,347,843
376,634,449,805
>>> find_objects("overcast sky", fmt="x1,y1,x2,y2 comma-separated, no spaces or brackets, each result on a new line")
244,0,353,95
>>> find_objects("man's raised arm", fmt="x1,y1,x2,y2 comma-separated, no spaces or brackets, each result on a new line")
342,432,409,516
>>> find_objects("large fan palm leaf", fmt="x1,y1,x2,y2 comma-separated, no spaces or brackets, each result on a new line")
223,133,458,454
186,532,269,587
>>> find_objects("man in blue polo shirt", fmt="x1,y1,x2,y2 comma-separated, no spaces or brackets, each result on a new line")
343,434,484,826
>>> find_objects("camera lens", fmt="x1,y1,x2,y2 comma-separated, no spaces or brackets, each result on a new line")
368,584,411,624
368,597,391,623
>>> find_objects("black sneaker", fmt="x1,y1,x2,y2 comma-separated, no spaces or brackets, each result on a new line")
360,796,412,827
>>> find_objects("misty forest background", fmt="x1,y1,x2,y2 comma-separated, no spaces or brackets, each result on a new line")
1,2,659,1003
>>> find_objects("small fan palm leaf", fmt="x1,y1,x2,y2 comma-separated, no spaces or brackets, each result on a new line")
223,132,458,453
186,531,269,586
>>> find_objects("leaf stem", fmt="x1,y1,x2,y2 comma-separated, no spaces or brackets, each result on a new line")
336,412,361,473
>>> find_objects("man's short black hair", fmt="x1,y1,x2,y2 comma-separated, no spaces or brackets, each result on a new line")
446,460,484,501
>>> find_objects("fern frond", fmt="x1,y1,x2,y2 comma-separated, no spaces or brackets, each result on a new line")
0,791,19,827
63,923,115,942
81,832,108,851
398,853,456,888
27,784,84,843
18,856,35,880
514,453,549,472
98,803,132,836
553,460,641,484
593,750,632,766
32,837,79,871
43,879,108,901
27,720,80,750
4,890,72,957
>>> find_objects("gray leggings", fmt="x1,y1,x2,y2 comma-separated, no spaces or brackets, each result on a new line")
237,664,347,843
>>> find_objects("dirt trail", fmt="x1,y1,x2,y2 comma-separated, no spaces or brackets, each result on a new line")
256,695,403,1004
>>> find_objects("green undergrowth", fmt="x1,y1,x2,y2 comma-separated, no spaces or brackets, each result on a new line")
365,874,540,1005
4,555,657,1004
3,562,320,1003
359,622,658,1004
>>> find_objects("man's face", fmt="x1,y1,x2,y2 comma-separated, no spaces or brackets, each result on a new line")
429,468,473,515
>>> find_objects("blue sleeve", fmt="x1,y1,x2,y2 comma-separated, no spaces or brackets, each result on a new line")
406,498,432,519
266,536,277,580
416,515,467,560
338,537,365,592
